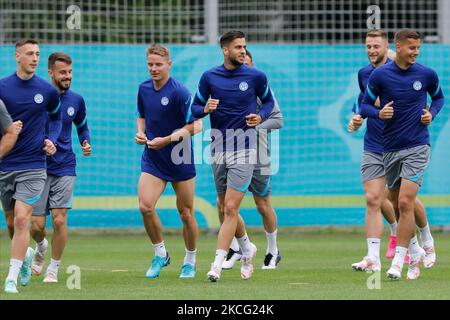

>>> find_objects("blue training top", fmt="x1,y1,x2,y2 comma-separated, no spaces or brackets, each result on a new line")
137,77,197,181
191,64,274,153
361,61,444,152
47,89,90,176
0,73,61,171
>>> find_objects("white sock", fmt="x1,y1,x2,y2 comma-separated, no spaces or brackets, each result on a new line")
392,246,408,270
183,248,197,266
389,222,398,236
409,235,422,257
419,224,434,248
6,259,23,283
48,258,61,272
153,241,167,258
36,238,48,253
213,249,227,269
265,229,278,256
236,233,252,256
230,238,240,252
367,238,381,262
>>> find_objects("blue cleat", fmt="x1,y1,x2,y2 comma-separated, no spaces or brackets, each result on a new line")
4,279,18,293
20,247,35,286
145,253,170,279
179,264,196,278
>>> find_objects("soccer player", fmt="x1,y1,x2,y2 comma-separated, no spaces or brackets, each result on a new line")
136,44,202,279
221,49,283,270
191,31,275,281
361,29,444,280
29,52,92,283
349,30,400,271
0,99,23,160
0,39,61,293
350,30,436,271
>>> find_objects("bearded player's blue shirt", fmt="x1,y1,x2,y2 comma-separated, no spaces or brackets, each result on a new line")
137,77,196,181
0,73,61,171
191,64,274,153
361,61,444,152
47,89,90,176
353,58,392,153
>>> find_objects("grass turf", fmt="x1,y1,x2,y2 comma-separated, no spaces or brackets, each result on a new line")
1,228,449,300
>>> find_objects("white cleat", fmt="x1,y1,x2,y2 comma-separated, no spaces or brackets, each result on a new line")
207,264,221,282
407,247,426,280
351,256,381,273
423,246,436,269
241,243,257,280
386,264,402,281
43,269,58,283
32,250,47,276
222,248,242,270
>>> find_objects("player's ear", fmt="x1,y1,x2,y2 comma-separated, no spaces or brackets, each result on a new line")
48,69,53,77
14,51,20,63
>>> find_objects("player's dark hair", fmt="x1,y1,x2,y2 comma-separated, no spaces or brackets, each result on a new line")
366,29,388,41
48,52,72,69
394,29,421,43
15,39,39,49
220,30,245,48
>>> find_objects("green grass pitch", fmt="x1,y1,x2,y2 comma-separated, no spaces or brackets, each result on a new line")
1,228,449,300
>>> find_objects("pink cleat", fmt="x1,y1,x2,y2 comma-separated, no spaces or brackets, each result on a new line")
386,235,397,259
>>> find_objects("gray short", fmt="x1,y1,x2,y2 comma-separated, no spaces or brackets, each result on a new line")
383,145,430,190
0,169,46,211
33,175,76,216
248,166,272,197
211,149,256,195
361,151,385,183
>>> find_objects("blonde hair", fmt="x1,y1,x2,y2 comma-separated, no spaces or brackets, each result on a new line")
146,44,170,59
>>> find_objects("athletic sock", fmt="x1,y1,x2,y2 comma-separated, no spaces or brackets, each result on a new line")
183,248,197,266
230,238,240,252
237,233,252,256
265,229,278,256
48,258,61,272
153,241,167,258
367,238,381,262
6,259,23,283
419,224,434,248
213,249,227,269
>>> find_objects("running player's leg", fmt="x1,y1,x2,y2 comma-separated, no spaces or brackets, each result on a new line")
138,172,169,278
4,209,14,239
1,177,16,239
413,198,435,268
352,151,385,272
352,177,384,272
30,177,50,276
218,194,243,270
172,177,198,278
30,215,47,276
381,188,397,259
253,194,280,269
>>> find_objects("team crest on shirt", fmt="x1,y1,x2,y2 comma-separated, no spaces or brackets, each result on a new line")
161,96,169,106
413,81,422,91
67,106,75,116
34,94,44,104
239,81,249,91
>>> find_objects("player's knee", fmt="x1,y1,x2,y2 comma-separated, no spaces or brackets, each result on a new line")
14,214,30,231
179,208,194,224
224,203,239,217
365,191,382,209
139,201,156,216
52,215,67,230
398,196,414,213
31,220,45,235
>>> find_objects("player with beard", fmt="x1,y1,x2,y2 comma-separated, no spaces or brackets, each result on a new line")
191,31,275,282
29,52,92,283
